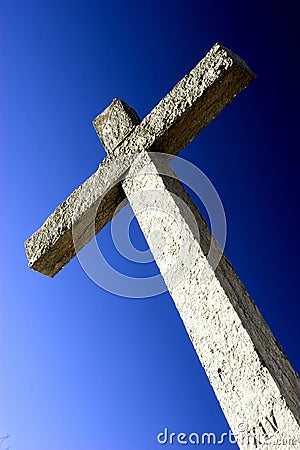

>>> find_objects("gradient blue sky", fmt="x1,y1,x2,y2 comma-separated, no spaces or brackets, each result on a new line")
1,1,300,449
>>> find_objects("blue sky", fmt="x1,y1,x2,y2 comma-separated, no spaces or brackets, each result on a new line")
1,1,300,449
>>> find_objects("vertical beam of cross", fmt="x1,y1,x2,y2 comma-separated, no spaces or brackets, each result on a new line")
92,95,300,450
121,149,300,449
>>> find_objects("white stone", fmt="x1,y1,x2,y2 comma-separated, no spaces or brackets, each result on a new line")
123,150,300,450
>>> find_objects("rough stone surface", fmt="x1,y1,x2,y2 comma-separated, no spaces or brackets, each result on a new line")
123,150,300,450
93,98,141,154
25,43,255,277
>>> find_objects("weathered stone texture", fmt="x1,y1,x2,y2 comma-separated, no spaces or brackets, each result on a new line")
93,98,141,154
25,43,255,277
123,150,300,449
25,162,127,277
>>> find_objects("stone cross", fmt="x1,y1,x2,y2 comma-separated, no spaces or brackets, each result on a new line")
25,44,300,449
